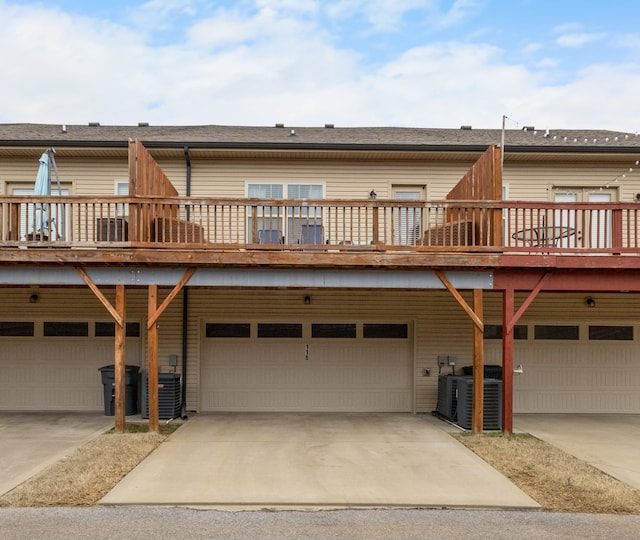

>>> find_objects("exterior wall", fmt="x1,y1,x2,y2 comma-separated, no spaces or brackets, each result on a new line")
0,156,129,195
186,158,472,200
185,288,479,413
504,160,640,203
1,286,638,412
4,151,640,205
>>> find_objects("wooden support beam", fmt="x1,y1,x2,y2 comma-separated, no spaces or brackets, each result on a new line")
435,272,485,432
435,271,484,331
146,268,195,433
74,268,127,432
75,268,124,326
114,285,126,433
500,272,550,434
506,272,552,333
472,289,484,434
148,284,159,433
502,288,514,433
147,268,196,330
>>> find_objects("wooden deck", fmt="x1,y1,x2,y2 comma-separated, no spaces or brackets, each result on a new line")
1,196,638,269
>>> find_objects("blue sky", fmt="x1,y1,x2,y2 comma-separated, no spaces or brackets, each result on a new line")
1,0,639,131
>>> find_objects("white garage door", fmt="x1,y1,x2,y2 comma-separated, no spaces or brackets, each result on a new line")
0,321,141,411
200,322,413,412
485,323,640,413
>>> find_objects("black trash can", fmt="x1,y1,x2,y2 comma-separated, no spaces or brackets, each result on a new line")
98,365,140,416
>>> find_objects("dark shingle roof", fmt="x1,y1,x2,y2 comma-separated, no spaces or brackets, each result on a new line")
0,123,639,151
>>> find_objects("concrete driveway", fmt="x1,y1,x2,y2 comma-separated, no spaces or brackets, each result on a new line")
0,412,112,496
515,414,640,490
102,413,538,508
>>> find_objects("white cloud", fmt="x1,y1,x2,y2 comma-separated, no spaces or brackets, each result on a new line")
129,0,199,33
254,0,319,15
522,42,542,54
556,32,606,48
326,0,434,31
536,58,559,68
0,0,639,133
325,0,481,32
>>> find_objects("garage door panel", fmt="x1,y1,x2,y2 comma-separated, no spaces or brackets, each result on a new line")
201,333,412,412
204,388,411,412
0,340,137,411
513,343,640,413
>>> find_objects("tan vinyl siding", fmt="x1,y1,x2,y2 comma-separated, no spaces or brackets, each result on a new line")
188,159,473,200
504,161,640,202
2,287,638,412
4,152,638,205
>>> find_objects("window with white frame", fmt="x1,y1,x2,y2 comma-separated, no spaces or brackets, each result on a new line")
247,183,323,244
115,181,129,217
13,186,70,241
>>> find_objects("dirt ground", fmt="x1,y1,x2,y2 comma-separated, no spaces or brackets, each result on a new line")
455,432,640,514
0,424,176,507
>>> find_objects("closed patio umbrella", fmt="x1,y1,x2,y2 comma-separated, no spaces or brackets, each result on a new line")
30,151,52,240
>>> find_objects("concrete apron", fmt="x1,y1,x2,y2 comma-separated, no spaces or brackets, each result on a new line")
515,414,640,491
101,413,539,509
0,412,113,497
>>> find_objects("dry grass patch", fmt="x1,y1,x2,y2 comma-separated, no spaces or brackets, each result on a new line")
455,432,640,514
0,424,179,507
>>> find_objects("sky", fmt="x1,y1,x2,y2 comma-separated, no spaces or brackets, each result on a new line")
1,0,640,131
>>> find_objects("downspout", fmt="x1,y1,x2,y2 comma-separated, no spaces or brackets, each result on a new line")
180,146,192,419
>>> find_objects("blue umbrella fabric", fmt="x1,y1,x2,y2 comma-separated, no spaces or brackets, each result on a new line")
31,151,51,239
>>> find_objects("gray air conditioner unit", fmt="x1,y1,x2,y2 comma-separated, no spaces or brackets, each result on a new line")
141,372,181,420
455,376,502,431
436,375,460,420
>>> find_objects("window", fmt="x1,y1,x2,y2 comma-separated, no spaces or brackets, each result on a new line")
115,181,129,217
534,325,579,340
588,325,633,341
13,186,70,241
0,322,34,336
287,184,323,244
363,323,408,339
392,186,423,246
484,324,528,340
312,323,356,338
553,187,616,249
95,321,141,337
247,183,323,243
206,323,251,338
257,323,302,338
44,322,89,337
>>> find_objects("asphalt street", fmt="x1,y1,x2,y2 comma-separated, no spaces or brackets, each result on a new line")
2,507,640,539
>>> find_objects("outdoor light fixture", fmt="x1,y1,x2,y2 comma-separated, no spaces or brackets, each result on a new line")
304,295,311,305
585,297,596,308
369,189,377,199
29,293,39,303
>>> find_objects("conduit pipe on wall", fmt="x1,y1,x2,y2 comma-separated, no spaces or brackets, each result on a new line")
180,146,192,418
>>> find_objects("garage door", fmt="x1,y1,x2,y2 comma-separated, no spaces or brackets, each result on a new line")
200,322,413,412
0,321,140,411
485,323,640,413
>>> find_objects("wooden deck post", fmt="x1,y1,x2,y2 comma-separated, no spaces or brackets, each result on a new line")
435,272,485,432
502,288,514,433
146,269,195,433
114,285,126,433
74,268,128,433
147,284,159,433
472,289,484,434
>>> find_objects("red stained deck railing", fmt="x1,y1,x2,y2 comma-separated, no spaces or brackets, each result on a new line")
0,197,638,255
